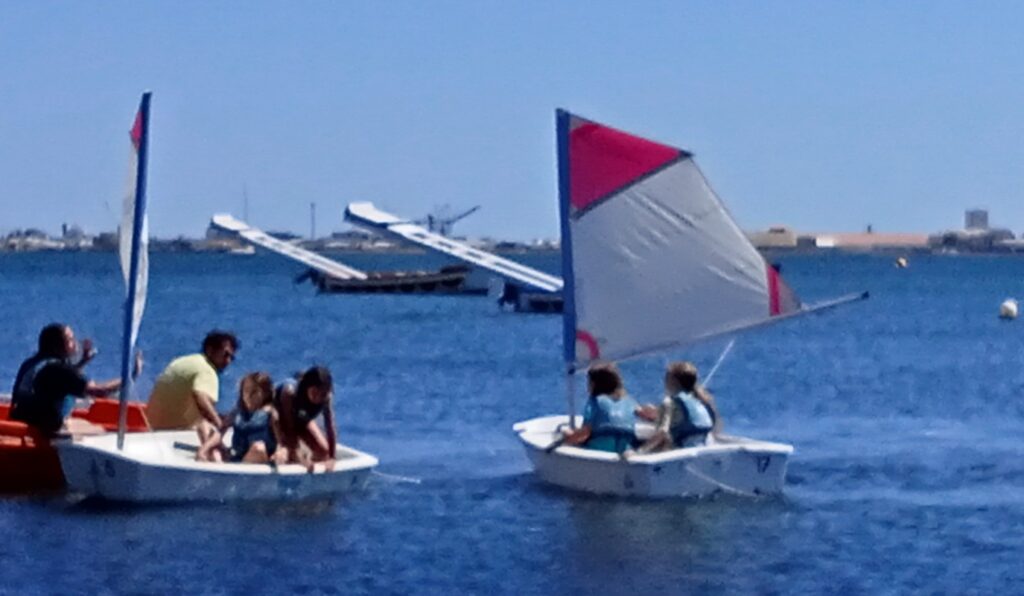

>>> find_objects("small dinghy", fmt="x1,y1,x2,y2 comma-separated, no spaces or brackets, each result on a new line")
515,416,792,498
59,93,379,503
57,431,377,503
514,110,866,499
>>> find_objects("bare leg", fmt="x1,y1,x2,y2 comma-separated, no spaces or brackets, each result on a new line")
195,421,223,462
637,431,672,454
241,441,270,464
65,418,105,437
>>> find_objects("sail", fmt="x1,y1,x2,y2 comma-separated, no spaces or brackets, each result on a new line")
556,110,801,368
120,98,150,348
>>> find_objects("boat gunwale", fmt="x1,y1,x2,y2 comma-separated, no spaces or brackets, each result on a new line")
57,432,378,477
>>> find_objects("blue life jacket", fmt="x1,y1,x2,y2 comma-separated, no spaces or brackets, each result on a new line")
583,394,639,453
231,408,277,461
669,392,713,447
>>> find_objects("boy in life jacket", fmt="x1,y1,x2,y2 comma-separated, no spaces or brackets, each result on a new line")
638,361,723,453
10,323,123,436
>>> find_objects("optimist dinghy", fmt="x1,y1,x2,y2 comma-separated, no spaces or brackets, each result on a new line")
58,431,377,503
514,110,866,499
58,93,379,503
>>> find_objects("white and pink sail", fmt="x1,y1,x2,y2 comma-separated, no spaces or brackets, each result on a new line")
556,110,803,369
119,98,150,348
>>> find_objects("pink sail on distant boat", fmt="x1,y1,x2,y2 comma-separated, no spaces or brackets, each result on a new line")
514,109,867,499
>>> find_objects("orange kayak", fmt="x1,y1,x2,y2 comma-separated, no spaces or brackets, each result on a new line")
0,399,150,492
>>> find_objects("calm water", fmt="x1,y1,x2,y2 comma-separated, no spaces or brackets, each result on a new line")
2,251,1024,594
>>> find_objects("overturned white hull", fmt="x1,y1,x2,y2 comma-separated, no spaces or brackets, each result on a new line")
514,415,792,498
57,431,378,503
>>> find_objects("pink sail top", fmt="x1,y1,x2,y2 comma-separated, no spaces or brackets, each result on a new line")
557,111,801,367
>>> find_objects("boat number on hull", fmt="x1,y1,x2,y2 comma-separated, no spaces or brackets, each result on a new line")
756,456,771,474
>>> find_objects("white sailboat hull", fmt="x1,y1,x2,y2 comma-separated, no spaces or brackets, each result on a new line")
514,415,792,498
57,431,378,503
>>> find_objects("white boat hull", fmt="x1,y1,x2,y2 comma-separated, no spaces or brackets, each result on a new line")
513,415,792,498
57,431,378,503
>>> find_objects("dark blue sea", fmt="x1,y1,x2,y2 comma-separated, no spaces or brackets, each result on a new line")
2,250,1023,594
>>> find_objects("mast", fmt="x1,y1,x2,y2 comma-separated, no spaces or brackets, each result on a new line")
117,92,151,450
310,202,317,240
555,109,578,427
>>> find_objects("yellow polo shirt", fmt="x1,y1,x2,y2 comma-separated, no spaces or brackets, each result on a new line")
145,353,219,430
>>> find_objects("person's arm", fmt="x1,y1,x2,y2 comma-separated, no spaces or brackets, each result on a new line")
85,378,121,396
73,339,97,370
562,424,592,446
638,398,673,453
192,390,222,427
276,387,299,450
219,407,239,432
322,399,337,460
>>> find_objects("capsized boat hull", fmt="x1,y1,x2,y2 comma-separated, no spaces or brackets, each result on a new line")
513,415,792,498
57,431,378,503
313,265,488,295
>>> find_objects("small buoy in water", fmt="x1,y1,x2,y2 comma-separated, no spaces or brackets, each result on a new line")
1000,299,1018,320
895,257,908,268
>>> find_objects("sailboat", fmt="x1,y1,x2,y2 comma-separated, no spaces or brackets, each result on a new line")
513,110,867,498
57,93,378,503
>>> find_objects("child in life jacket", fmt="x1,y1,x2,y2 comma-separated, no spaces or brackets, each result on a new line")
638,361,722,453
196,372,279,463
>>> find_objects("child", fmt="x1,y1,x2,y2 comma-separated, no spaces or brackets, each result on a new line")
196,372,278,463
273,367,337,472
638,362,720,453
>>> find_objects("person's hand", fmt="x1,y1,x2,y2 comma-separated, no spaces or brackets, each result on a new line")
77,339,97,367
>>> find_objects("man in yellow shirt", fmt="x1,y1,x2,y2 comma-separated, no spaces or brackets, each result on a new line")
146,331,238,460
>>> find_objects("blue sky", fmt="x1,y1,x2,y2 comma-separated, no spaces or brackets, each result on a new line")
2,2,1023,240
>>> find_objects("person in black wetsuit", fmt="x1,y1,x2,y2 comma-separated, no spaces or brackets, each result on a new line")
272,366,337,472
10,323,121,435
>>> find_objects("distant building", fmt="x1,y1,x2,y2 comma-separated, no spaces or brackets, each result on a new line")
804,232,929,251
965,209,989,230
928,208,1015,252
928,228,1014,252
61,223,93,249
747,226,798,249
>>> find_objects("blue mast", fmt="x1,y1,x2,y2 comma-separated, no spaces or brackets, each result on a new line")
555,109,579,426
117,91,151,451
